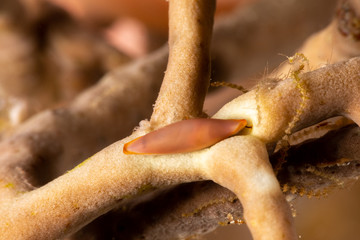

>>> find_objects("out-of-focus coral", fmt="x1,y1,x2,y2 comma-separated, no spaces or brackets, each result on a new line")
0,0,128,136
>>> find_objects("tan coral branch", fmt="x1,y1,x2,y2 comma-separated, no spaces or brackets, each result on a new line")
150,0,215,128
214,57,360,143
0,47,168,197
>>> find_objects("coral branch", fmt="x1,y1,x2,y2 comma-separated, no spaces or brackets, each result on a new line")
214,57,360,142
0,47,167,196
0,137,207,239
150,0,215,127
206,136,297,239
275,124,360,195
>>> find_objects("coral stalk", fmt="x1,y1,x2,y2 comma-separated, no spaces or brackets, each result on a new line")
150,0,215,128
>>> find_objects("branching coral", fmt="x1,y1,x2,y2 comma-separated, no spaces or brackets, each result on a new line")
3,55,356,240
1,0,360,240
